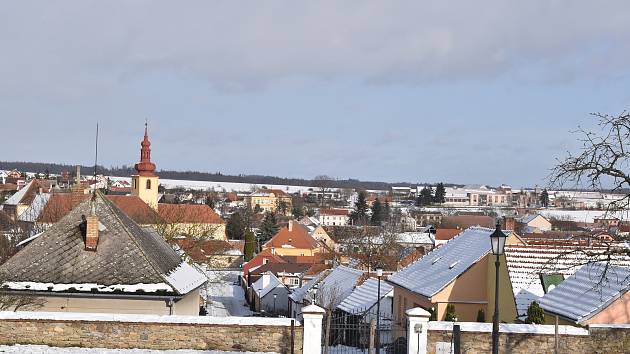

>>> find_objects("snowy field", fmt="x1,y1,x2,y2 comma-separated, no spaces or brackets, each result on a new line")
0,345,274,354
201,270,252,317
108,176,335,194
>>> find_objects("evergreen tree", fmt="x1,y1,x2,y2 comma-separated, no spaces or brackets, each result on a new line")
244,229,256,261
370,198,384,226
384,201,391,223
444,304,457,321
525,301,545,324
226,212,245,240
540,189,550,208
434,183,446,204
476,309,486,322
416,187,434,206
259,213,279,242
205,194,216,208
351,191,369,225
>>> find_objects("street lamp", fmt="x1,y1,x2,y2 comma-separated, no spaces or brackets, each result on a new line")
273,293,277,314
489,221,507,354
375,267,383,354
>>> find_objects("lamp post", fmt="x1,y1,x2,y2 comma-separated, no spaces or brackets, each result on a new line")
257,289,262,313
273,293,277,314
489,221,507,354
375,267,383,354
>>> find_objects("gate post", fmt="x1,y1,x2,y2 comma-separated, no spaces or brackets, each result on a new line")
302,305,325,354
406,307,430,354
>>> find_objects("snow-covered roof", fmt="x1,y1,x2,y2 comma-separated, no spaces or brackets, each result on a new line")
538,263,630,323
17,193,50,222
505,244,630,320
396,232,434,245
337,278,393,314
289,269,329,303
3,180,33,206
389,227,509,297
315,265,364,308
252,272,285,298
518,214,547,225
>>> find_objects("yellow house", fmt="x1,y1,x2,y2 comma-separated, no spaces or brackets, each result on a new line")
262,221,321,257
388,227,524,322
247,189,293,215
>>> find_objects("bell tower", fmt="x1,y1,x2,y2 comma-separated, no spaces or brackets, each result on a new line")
131,122,159,210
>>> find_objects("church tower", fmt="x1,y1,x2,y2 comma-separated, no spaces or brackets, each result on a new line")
131,123,159,210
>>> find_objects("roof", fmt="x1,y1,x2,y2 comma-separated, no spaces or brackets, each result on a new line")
441,215,495,229
315,265,364,308
396,232,434,245
37,193,81,223
263,223,319,250
0,191,206,295
505,243,630,320
107,195,160,224
17,193,50,222
518,214,547,224
3,180,34,206
250,262,311,276
251,189,290,197
319,208,351,216
337,277,394,314
435,228,461,241
289,270,330,303
252,272,285,298
173,238,243,263
538,263,630,323
157,203,224,224
389,227,509,297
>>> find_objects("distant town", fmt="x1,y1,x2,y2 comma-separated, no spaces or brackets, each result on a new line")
0,125,628,353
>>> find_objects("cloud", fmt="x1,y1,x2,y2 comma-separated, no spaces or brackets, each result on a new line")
2,1,630,97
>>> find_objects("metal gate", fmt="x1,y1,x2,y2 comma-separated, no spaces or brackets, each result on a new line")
322,308,407,354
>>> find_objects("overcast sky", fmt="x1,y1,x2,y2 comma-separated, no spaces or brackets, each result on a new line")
2,1,630,187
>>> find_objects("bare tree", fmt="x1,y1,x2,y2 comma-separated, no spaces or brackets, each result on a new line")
549,112,630,283
316,283,343,354
313,175,335,207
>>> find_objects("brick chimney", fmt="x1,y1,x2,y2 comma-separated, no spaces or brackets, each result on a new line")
71,165,84,207
288,220,293,232
85,195,99,251
502,216,516,231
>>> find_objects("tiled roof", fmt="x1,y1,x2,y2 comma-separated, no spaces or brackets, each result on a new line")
0,191,205,295
263,223,319,250
3,180,34,206
108,195,160,224
435,228,461,241
17,193,50,222
337,277,394,314
252,189,290,197
538,263,630,323
389,227,506,297
250,262,311,276
319,208,351,216
38,193,84,223
173,238,242,263
158,204,224,224
441,215,495,229
289,269,330,303
505,243,630,320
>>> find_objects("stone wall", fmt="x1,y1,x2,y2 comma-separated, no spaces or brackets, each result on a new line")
426,323,629,354
0,312,303,354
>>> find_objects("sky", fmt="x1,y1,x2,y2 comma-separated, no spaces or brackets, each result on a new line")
2,1,630,187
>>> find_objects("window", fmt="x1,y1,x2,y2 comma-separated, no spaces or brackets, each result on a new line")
289,278,300,286
146,179,151,189
263,258,269,265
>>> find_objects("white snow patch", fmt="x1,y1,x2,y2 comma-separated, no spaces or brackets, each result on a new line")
201,270,253,317
165,262,207,294
1,282,173,293
0,311,294,327
427,321,588,335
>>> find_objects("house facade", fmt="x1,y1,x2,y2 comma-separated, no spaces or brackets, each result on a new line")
247,189,293,215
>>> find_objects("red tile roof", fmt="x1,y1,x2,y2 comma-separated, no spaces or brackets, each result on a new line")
435,228,461,241
157,204,224,224
263,223,319,250
319,208,350,216
108,195,160,224
441,215,495,229
172,238,240,263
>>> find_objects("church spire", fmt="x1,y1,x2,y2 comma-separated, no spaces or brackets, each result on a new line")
134,122,156,177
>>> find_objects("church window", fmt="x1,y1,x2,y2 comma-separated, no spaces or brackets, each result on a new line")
146,179,151,189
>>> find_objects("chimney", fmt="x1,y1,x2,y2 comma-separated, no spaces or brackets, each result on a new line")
85,197,99,251
71,165,85,207
502,216,515,231
288,220,293,232
262,273,271,289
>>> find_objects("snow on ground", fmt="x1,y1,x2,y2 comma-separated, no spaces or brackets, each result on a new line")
201,270,253,317
0,345,275,354
108,176,336,194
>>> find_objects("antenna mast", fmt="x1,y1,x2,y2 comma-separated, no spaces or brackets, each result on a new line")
94,123,99,181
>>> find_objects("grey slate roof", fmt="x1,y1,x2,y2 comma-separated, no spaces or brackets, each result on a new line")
538,263,630,323
0,191,204,295
337,277,393,314
389,227,509,297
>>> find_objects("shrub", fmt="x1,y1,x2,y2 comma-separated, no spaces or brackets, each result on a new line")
525,301,545,324
476,309,486,322
444,304,457,321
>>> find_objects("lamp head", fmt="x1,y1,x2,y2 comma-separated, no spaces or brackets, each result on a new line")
489,220,507,255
